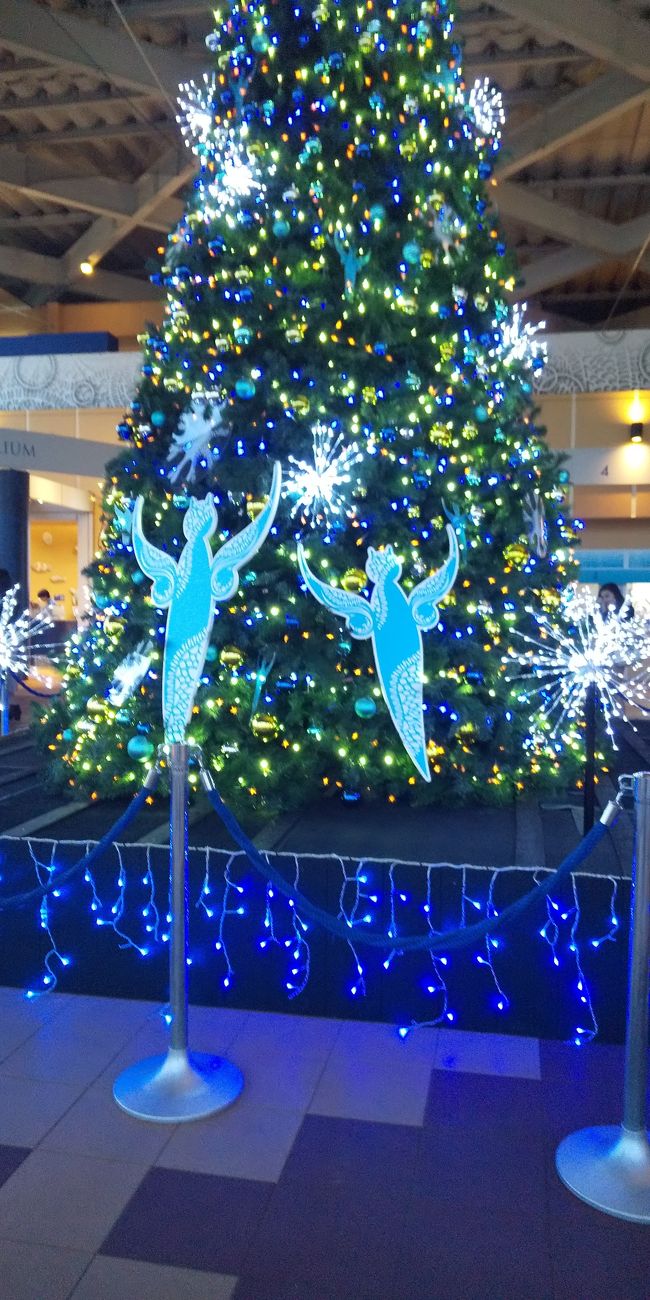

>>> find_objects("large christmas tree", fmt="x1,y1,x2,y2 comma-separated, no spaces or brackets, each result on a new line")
44,0,579,816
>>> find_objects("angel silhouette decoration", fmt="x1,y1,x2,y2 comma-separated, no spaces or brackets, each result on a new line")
297,525,460,780
131,462,281,743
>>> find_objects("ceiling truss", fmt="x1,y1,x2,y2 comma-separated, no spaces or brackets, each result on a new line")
0,0,646,322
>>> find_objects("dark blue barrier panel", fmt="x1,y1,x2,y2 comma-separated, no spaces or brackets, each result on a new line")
0,332,117,356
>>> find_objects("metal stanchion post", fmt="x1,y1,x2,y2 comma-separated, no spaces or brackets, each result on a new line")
583,681,597,835
113,744,243,1123
556,771,650,1222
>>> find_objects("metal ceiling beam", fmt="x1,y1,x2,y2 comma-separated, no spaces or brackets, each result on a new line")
64,146,194,286
121,0,211,16
496,72,650,180
467,43,586,72
496,181,650,257
0,88,152,118
488,0,650,82
0,0,199,98
0,243,160,301
0,213,89,231
7,119,174,149
514,245,650,298
0,145,183,230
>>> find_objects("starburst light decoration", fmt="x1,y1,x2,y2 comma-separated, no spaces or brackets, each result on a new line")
468,77,505,141
496,303,547,370
506,592,650,744
284,423,363,529
0,587,54,684
177,74,224,159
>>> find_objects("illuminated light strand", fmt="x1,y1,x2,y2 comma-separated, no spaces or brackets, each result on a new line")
27,842,70,997
10,831,618,1041
214,852,244,990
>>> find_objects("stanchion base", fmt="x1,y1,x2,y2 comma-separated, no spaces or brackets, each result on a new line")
113,1048,244,1124
556,1126,650,1223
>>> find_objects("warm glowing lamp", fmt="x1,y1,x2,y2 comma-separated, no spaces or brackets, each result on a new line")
628,391,644,442
79,260,94,276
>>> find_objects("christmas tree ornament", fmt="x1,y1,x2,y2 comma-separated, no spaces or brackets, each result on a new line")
131,464,281,743
341,569,367,594
220,644,245,668
354,696,377,719
523,489,548,559
250,713,279,736
298,526,459,779
126,735,155,762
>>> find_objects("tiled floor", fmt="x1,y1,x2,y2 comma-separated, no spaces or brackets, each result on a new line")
0,985,647,1298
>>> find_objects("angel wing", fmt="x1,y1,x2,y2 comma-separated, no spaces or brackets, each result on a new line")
211,461,282,601
132,496,178,608
297,544,374,639
409,524,459,630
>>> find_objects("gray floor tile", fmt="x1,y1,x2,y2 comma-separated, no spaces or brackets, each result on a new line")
0,1149,148,1252
0,1240,91,1300
224,1036,330,1111
39,1081,178,1164
308,1021,438,1125
233,1010,342,1053
435,1028,541,1079
0,1074,85,1146
0,1016,133,1088
158,1099,304,1182
71,1256,237,1299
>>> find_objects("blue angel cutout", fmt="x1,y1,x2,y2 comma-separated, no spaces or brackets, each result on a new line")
131,462,281,743
297,526,459,781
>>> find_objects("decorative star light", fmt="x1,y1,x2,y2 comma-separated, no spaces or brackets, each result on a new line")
0,586,54,681
176,74,224,159
284,424,363,529
166,392,223,484
496,303,547,370
506,592,650,744
107,641,154,707
468,77,505,140
207,134,266,212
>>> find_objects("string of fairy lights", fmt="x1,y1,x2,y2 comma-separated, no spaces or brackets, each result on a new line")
44,0,593,816
8,834,622,1046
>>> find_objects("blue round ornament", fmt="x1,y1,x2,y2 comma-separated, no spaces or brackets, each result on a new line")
403,241,421,265
150,410,166,428
474,405,489,422
62,728,73,742
370,204,385,224
205,644,218,663
251,33,268,52
132,570,145,585
127,735,154,762
235,378,256,400
273,219,290,238
355,696,377,719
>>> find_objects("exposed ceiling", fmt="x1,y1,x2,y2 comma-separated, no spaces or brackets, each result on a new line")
0,0,648,329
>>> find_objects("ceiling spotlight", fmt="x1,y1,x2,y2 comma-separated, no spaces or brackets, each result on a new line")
79,260,94,276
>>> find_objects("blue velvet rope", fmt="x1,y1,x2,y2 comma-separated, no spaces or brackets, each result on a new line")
9,670,61,699
0,781,156,911
206,783,611,953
